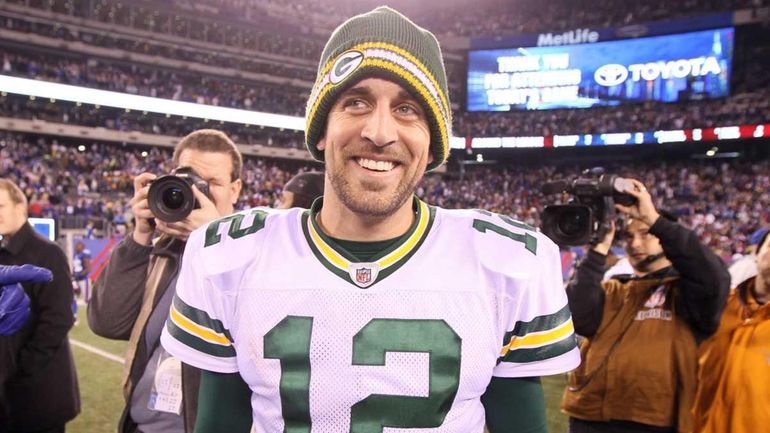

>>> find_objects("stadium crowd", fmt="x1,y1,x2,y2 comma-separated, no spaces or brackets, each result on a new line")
2,131,767,261
3,0,769,144
0,132,316,227
9,0,766,39
3,48,770,144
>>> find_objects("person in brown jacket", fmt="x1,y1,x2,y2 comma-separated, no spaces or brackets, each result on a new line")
691,228,770,433
561,178,730,433
88,129,243,433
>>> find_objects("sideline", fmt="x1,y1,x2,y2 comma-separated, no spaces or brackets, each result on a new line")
70,338,125,364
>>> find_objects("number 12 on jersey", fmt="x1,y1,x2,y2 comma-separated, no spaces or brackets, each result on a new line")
264,316,462,433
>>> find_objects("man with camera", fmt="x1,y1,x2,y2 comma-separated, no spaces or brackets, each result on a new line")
88,129,243,433
561,178,730,433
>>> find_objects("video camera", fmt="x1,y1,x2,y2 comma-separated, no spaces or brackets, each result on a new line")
147,167,211,222
540,170,637,246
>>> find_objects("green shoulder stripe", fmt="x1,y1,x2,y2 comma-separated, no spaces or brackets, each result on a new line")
173,295,234,342
503,304,572,341
166,319,236,358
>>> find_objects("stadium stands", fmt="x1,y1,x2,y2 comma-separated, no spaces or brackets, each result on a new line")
0,0,768,254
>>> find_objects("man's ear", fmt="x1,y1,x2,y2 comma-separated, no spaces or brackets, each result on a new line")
317,137,326,151
230,178,243,205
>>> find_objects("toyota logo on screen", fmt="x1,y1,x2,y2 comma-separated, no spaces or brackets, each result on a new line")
594,64,628,86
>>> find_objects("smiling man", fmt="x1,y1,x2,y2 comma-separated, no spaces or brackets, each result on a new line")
161,7,580,433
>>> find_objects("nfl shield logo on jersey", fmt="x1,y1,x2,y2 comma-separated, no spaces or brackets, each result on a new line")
348,262,380,289
356,268,371,285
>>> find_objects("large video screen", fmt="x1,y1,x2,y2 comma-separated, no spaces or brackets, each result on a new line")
467,28,733,111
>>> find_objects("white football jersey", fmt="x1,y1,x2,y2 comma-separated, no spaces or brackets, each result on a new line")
161,199,580,433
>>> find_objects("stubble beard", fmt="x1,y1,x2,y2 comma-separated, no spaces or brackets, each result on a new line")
328,167,421,218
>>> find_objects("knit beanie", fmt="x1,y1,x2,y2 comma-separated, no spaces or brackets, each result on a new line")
305,6,452,171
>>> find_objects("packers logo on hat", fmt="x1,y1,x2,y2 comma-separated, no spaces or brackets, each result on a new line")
330,50,364,84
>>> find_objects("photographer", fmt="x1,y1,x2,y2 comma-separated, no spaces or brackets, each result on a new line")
87,129,243,433
561,179,729,433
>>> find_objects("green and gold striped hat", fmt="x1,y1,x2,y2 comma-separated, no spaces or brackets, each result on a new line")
305,6,452,171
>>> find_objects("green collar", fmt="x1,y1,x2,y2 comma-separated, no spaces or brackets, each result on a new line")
301,196,435,288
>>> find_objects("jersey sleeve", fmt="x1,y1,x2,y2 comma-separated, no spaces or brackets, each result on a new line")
161,210,269,373
486,221,581,378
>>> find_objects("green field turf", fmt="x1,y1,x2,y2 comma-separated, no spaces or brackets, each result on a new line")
64,306,570,432
67,307,127,433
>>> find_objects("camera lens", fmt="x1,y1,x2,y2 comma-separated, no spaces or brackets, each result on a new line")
162,187,185,210
559,210,587,236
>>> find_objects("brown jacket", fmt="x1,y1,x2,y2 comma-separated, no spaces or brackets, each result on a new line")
561,218,730,432
562,276,698,431
692,277,770,433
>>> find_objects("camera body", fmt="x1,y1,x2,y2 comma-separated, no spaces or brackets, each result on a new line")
147,167,211,222
541,173,637,246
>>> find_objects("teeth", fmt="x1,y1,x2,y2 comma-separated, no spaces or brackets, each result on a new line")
358,158,395,172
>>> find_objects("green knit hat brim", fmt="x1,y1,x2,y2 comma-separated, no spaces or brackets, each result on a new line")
305,7,452,171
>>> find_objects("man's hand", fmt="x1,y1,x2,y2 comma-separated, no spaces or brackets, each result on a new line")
592,220,615,256
615,178,660,227
130,172,158,246
156,186,221,242
0,264,51,336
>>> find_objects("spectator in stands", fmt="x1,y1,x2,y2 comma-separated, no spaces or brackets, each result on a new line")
561,179,730,433
0,178,80,433
691,228,770,433
276,170,324,209
87,130,243,433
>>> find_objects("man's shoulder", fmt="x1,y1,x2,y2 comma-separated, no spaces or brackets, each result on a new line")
186,207,302,274
434,206,559,274
26,230,66,257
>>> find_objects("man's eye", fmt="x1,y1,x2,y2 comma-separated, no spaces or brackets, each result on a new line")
396,104,420,115
343,98,366,108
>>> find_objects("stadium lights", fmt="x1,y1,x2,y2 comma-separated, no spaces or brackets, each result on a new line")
0,75,305,131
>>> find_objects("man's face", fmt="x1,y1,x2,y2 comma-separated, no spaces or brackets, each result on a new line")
176,149,242,216
756,237,770,285
0,189,26,237
622,218,665,271
317,78,432,217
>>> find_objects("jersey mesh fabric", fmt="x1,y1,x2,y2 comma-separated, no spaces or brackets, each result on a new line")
162,206,580,433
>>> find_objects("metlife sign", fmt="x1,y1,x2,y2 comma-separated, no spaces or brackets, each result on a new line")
536,29,600,46
466,27,733,111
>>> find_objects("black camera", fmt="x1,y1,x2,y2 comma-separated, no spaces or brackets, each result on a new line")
540,172,637,246
147,167,211,222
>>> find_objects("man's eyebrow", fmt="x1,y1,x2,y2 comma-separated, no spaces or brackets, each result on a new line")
397,89,417,101
339,86,372,98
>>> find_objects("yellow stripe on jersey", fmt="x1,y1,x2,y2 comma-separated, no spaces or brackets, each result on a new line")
169,304,231,346
307,218,348,271
378,200,430,268
500,319,575,356
306,199,431,271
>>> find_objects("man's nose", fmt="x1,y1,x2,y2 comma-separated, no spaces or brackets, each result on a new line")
361,104,397,147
